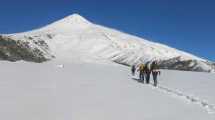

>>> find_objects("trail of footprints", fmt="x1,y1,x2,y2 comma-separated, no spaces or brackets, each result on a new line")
133,77,215,114
154,85,215,114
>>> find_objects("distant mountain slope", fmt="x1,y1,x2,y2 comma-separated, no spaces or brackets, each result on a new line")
0,35,53,62
0,14,214,72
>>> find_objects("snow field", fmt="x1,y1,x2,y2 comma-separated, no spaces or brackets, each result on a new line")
0,61,214,120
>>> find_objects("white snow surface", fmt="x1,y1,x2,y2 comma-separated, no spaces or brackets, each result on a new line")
0,60,215,120
6,14,206,64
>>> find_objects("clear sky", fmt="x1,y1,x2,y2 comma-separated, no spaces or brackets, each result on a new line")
0,0,214,61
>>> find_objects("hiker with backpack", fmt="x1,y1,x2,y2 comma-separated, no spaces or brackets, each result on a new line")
144,62,151,84
131,65,136,76
151,61,161,87
137,63,145,83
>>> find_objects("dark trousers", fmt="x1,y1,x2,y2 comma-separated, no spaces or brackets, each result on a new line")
139,71,145,83
145,73,150,84
152,72,158,86
132,69,135,76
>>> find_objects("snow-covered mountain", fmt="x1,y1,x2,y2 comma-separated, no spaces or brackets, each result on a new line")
0,14,214,72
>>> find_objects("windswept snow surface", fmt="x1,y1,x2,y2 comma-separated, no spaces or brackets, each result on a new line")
158,70,215,114
0,61,215,120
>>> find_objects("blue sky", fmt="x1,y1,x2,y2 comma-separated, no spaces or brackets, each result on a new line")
0,0,214,61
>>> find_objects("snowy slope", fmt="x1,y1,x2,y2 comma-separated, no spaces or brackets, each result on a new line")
0,61,215,120
1,14,215,72
158,70,215,114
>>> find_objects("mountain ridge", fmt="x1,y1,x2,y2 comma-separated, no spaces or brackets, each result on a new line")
0,14,214,72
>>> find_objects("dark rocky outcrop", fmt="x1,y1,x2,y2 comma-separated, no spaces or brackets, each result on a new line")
0,35,51,63
158,56,214,72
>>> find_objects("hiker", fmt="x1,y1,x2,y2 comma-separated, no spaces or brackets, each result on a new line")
145,62,151,84
137,63,145,83
151,61,161,87
131,65,136,76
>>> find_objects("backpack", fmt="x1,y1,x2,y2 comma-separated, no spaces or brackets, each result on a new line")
145,63,151,72
139,64,145,71
152,62,159,70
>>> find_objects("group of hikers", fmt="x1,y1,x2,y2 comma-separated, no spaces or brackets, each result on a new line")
131,61,161,87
